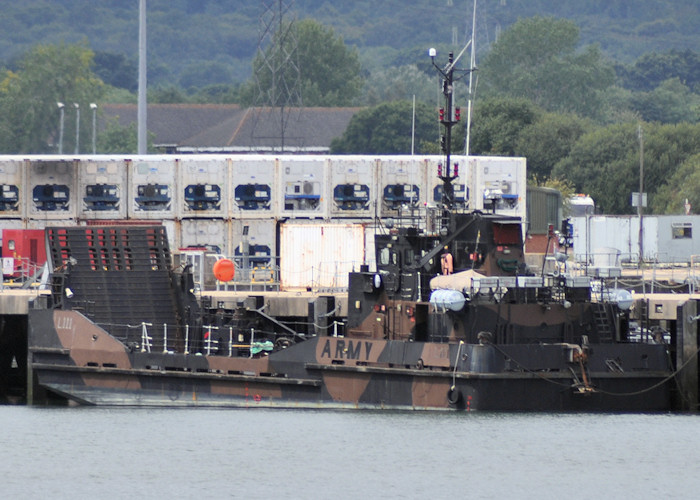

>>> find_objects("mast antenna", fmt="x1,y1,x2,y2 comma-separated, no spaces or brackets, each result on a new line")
429,40,474,228
464,0,477,157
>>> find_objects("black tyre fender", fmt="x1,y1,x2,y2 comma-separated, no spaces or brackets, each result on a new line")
447,385,462,406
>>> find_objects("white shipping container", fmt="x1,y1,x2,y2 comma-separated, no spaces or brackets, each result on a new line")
279,157,326,217
329,156,377,217
178,158,229,217
469,156,526,219
180,218,228,255
128,158,178,219
231,156,277,217
0,159,25,218
27,160,78,219
77,160,128,220
427,156,468,208
379,157,426,217
280,223,366,289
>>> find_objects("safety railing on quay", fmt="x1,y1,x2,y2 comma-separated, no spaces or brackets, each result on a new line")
93,317,346,358
209,255,369,293
1,257,44,289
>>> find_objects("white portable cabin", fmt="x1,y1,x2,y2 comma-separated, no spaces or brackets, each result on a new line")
572,215,700,264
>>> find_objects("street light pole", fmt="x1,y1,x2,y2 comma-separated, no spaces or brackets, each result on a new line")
638,124,644,266
138,0,148,154
74,103,80,154
57,102,65,155
90,103,97,154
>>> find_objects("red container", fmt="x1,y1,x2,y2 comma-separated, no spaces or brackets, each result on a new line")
2,229,46,277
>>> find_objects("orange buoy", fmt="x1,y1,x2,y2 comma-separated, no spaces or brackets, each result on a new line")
213,258,235,282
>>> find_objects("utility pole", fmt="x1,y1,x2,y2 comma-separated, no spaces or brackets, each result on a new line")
137,0,147,155
638,124,644,266
90,103,97,154
57,102,65,155
74,103,80,154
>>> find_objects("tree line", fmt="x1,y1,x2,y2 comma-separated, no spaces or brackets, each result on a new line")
2,16,700,215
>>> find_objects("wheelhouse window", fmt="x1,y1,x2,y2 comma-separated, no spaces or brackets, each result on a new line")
493,223,521,245
379,247,390,266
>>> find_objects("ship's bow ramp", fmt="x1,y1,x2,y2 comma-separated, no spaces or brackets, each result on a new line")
45,226,180,341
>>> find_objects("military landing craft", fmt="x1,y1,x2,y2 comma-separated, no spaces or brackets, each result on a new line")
26,50,673,410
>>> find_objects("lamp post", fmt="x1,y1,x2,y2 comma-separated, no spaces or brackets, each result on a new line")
90,103,97,154
638,124,644,266
138,0,148,154
74,103,80,154
57,102,65,155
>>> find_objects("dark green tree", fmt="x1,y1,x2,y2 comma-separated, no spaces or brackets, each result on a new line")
362,64,434,106
191,84,241,104
653,153,700,214
617,49,700,92
242,18,363,107
479,16,615,120
553,122,700,214
93,51,137,92
0,42,104,153
628,78,700,124
469,97,541,156
552,124,639,214
148,86,190,104
330,100,439,154
97,119,156,154
178,61,234,90
516,112,590,180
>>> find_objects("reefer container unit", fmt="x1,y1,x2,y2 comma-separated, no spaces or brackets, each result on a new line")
27,160,77,220
0,154,530,227
328,157,377,218
180,218,228,256
279,222,367,289
427,156,468,209
178,158,229,218
230,218,277,270
379,158,427,218
0,159,25,219
469,156,526,220
128,158,178,220
77,160,128,220
279,157,327,218
231,156,277,217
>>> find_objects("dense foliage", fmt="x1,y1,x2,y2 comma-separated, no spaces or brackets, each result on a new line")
2,1,699,89
330,100,441,155
239,19,363,107
479,17,615,120
2,2,700,214
0,43,104,154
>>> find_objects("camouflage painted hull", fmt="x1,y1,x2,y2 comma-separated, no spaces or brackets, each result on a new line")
28,310,672,411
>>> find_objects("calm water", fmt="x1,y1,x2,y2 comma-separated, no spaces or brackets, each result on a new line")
2,407,699,499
